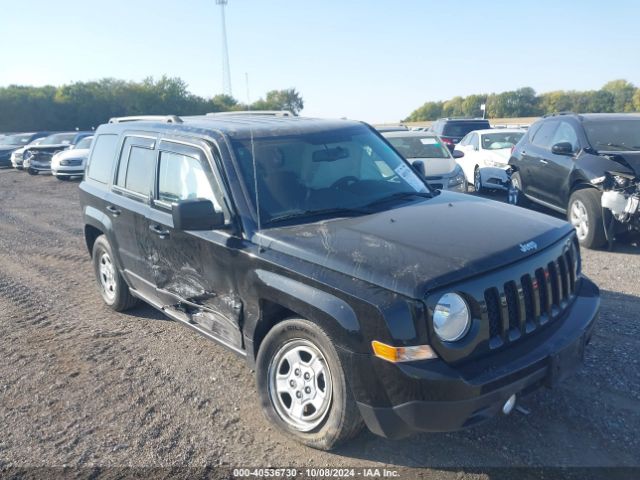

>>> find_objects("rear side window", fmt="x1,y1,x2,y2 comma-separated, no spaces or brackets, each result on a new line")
115,136,156,196
86,134,118,184
531,121,559,149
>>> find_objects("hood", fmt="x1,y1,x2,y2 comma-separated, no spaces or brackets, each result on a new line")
598,151,640,176
26,144,70,153
0,145,19,153
484,148,511,164
54,148,90,161
256,192,573,298
411,156,457,177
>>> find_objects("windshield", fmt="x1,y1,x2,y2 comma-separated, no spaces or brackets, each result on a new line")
442,122,489,138
386,135,450,159
40,133,77,145
481,132,524,150
584,119,640,151
75,136,93,149
0,134,34,146
231,125,429,226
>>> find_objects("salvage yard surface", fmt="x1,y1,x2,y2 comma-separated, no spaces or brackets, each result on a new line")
0,169,638,475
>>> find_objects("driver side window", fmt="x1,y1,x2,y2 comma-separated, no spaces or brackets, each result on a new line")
157,150,222,210
551,121,579,152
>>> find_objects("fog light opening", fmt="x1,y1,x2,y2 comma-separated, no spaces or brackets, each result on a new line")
502,394,517,415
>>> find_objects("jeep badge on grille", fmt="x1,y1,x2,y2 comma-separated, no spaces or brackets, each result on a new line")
519,241,538,253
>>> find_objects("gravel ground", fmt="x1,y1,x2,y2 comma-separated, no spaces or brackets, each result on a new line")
0,170,638,477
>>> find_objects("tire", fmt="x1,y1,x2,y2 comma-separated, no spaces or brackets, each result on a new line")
473,166,484,193
57,176,68,181
509,171,529,207
27,168,37,176
568,189,607,249
92,235,139,311
256,318,363,450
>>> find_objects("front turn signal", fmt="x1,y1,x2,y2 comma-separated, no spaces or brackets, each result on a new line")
371,341,437,363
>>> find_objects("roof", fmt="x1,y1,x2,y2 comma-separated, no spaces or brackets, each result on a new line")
99,115,367,140
437,118,490,123
381,130,438,138
472,128,525,135
542,112,640,122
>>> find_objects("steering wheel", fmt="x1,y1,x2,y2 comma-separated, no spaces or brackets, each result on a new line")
330,176,359,190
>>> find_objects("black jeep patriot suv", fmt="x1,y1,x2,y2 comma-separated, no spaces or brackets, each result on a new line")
79,114,599,450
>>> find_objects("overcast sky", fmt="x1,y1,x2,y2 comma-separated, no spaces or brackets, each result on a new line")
2,0,639,123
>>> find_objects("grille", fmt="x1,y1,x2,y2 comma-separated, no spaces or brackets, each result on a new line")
484,246,578,349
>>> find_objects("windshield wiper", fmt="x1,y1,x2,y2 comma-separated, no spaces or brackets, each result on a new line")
267,207,369,225
363,191,433,209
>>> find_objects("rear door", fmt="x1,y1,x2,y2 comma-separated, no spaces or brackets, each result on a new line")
145,138,244,349
108,134,158,297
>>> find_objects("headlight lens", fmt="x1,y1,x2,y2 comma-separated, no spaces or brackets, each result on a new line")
447,166,465,187
433,293,471,342
485,159,506,167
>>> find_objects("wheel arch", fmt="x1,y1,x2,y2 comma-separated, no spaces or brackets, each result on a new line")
246,270,363,364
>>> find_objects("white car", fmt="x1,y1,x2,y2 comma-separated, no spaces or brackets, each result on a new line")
10,137,47,169
51,135,93,180
454,129,525,192
382,131,467,192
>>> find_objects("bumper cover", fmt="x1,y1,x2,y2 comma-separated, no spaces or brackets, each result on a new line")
345,276,599,438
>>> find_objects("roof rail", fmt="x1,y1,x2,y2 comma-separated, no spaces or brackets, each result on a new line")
542,111,576,118
108,115,183,124
205,110,294,117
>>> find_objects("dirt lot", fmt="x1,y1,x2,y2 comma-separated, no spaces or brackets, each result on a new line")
0,169,638,477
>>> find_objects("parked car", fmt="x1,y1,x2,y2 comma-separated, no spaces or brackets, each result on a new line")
10,136,49,170
0,132,52,167
24,131,93,175
455,129,525,192
51,135,94,180
429,118,492,151
509,113,640,249
80,114,598,450
374,125,408,133
382,130,467,192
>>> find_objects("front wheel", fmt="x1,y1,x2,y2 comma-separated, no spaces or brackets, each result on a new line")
473,167,484,193
27,168,37,176
568,189,607,249
256,319,363,450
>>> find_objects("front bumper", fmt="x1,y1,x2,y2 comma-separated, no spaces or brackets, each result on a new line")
344,277,599,438
52,167,84,176
29,162,52,172
479,166,510,191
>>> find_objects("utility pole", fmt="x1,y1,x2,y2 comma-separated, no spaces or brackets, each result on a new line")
216,0,232,96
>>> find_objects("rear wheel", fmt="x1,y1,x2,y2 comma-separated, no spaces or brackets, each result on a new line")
568,189,607,249
509,171,529,207
92,235,139,311
256,318,363,450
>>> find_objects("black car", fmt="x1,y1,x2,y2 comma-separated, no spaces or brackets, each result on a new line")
25,131,93,175
79,114,598,450
509,113,640,249
430,118,492,151
0,131,53,167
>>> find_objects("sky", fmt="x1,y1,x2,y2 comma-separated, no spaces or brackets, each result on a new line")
1,0,639,123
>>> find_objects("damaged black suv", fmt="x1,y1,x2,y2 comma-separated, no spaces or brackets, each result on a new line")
79,114,599,450
509,113,640,249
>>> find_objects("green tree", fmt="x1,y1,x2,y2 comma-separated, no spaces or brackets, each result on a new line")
251,88,304,115
633,89,640,111
602,79,636,112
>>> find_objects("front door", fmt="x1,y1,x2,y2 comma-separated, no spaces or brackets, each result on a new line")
145,138,244,350
540,120,580,209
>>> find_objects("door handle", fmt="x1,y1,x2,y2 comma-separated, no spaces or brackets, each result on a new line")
149,224,170,238
539,159,548,165
106,205,121,217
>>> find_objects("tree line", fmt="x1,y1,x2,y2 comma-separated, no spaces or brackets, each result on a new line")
0,76,304,132
404,79,640,122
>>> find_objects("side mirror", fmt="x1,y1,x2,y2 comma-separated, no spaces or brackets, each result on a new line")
172,198,224,231
551,142,574,156
452,150,464,159
411,159,426,176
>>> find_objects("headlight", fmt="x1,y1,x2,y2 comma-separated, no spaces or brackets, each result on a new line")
433,293,471,342
485,159,506,167
447,166,465,187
